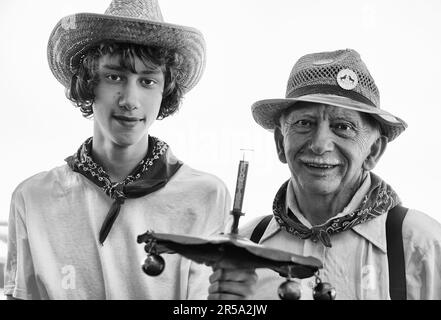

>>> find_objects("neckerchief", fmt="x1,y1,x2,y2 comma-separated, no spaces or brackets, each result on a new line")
65,136,183,245
272,173,401,247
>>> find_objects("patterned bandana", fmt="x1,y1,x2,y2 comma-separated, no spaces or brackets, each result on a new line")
65,136,183,245
272,173,401,248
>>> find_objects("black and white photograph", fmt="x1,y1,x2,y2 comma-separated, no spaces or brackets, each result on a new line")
1,0,441,307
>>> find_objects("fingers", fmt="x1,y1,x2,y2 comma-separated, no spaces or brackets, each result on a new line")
208,279,255,298
207,293,247,300
208,268,258,300
209,268,257,283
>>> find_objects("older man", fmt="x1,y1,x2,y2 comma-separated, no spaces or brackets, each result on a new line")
208,49,441,300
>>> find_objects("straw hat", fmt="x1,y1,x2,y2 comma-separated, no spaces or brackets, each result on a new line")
47,0,206,93
251,49,407,141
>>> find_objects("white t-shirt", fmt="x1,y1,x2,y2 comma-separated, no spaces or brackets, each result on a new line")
5,163,231,300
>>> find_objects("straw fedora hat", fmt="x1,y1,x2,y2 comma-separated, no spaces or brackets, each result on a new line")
251,49,407,141
47,0,206,93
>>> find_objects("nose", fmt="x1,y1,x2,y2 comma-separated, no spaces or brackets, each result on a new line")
309,123,334,155
118,80,140,111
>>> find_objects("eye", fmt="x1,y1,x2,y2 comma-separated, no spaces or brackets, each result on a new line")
140,78,157,87
332,122,357,138
286,119,314,133
334,123,353,131
105,74,123,82
295,119,313,127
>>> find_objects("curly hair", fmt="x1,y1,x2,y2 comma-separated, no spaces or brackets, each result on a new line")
67,42,185,119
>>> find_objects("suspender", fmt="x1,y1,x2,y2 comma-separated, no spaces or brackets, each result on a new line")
386,205,408,300
250,205,408,300
250,215,273,243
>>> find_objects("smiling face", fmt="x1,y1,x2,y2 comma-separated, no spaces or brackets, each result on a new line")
92,54,165,148
275,102,387,197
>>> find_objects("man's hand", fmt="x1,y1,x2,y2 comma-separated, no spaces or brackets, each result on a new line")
207,267,258,300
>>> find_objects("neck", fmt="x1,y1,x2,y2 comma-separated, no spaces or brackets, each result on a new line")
91,136,149,182
291,177,363,226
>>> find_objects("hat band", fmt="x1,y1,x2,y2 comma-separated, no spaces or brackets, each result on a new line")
286,84,377,109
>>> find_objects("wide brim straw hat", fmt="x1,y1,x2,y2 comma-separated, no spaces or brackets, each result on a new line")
47,0,206,93
251,49,407,141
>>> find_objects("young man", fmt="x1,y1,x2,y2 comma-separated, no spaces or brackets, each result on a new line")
5,0,231,299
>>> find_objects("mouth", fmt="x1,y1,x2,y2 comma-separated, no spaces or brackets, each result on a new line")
300,159,341,171
113,114,145,127
113,115,145,122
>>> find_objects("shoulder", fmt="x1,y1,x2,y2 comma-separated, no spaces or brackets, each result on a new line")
169,165,232,234
239,215,274,239
173,164,230,195
402,208,441,254
162,164,232,215
12,164,76,200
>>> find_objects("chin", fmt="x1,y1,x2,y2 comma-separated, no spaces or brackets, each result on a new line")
112,135,143,148
302,180,340,196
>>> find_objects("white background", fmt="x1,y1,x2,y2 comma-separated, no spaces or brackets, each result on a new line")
1,0,440,231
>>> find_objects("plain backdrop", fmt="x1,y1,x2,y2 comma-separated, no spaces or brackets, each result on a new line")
1,0,441,231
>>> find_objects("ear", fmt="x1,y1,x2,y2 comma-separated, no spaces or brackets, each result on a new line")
274,126,287,164
363,135,388,171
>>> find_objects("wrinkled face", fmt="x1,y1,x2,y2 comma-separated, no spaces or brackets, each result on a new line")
92,54,165,147
275,102,385,196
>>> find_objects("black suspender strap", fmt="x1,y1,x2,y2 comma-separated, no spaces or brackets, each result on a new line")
386,204,408,300
250,215,273,244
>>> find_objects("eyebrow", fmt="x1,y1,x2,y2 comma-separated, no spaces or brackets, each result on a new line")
101,64,162,75
332,109,361,119
283,111,316,121
331,116,362,127
284,110,363,126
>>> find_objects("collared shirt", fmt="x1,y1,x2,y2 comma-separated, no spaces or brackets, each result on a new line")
240,176,441,300
286,174,372,230
5,163,231,300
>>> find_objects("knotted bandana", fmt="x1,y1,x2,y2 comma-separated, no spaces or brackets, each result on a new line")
272,173,401,247
65,136,183,245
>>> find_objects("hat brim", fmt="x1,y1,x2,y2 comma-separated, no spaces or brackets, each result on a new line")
251,93,407,141
47,13,206,93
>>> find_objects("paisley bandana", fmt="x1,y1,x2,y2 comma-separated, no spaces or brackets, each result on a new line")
272,173,401,247
65,136,183,245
